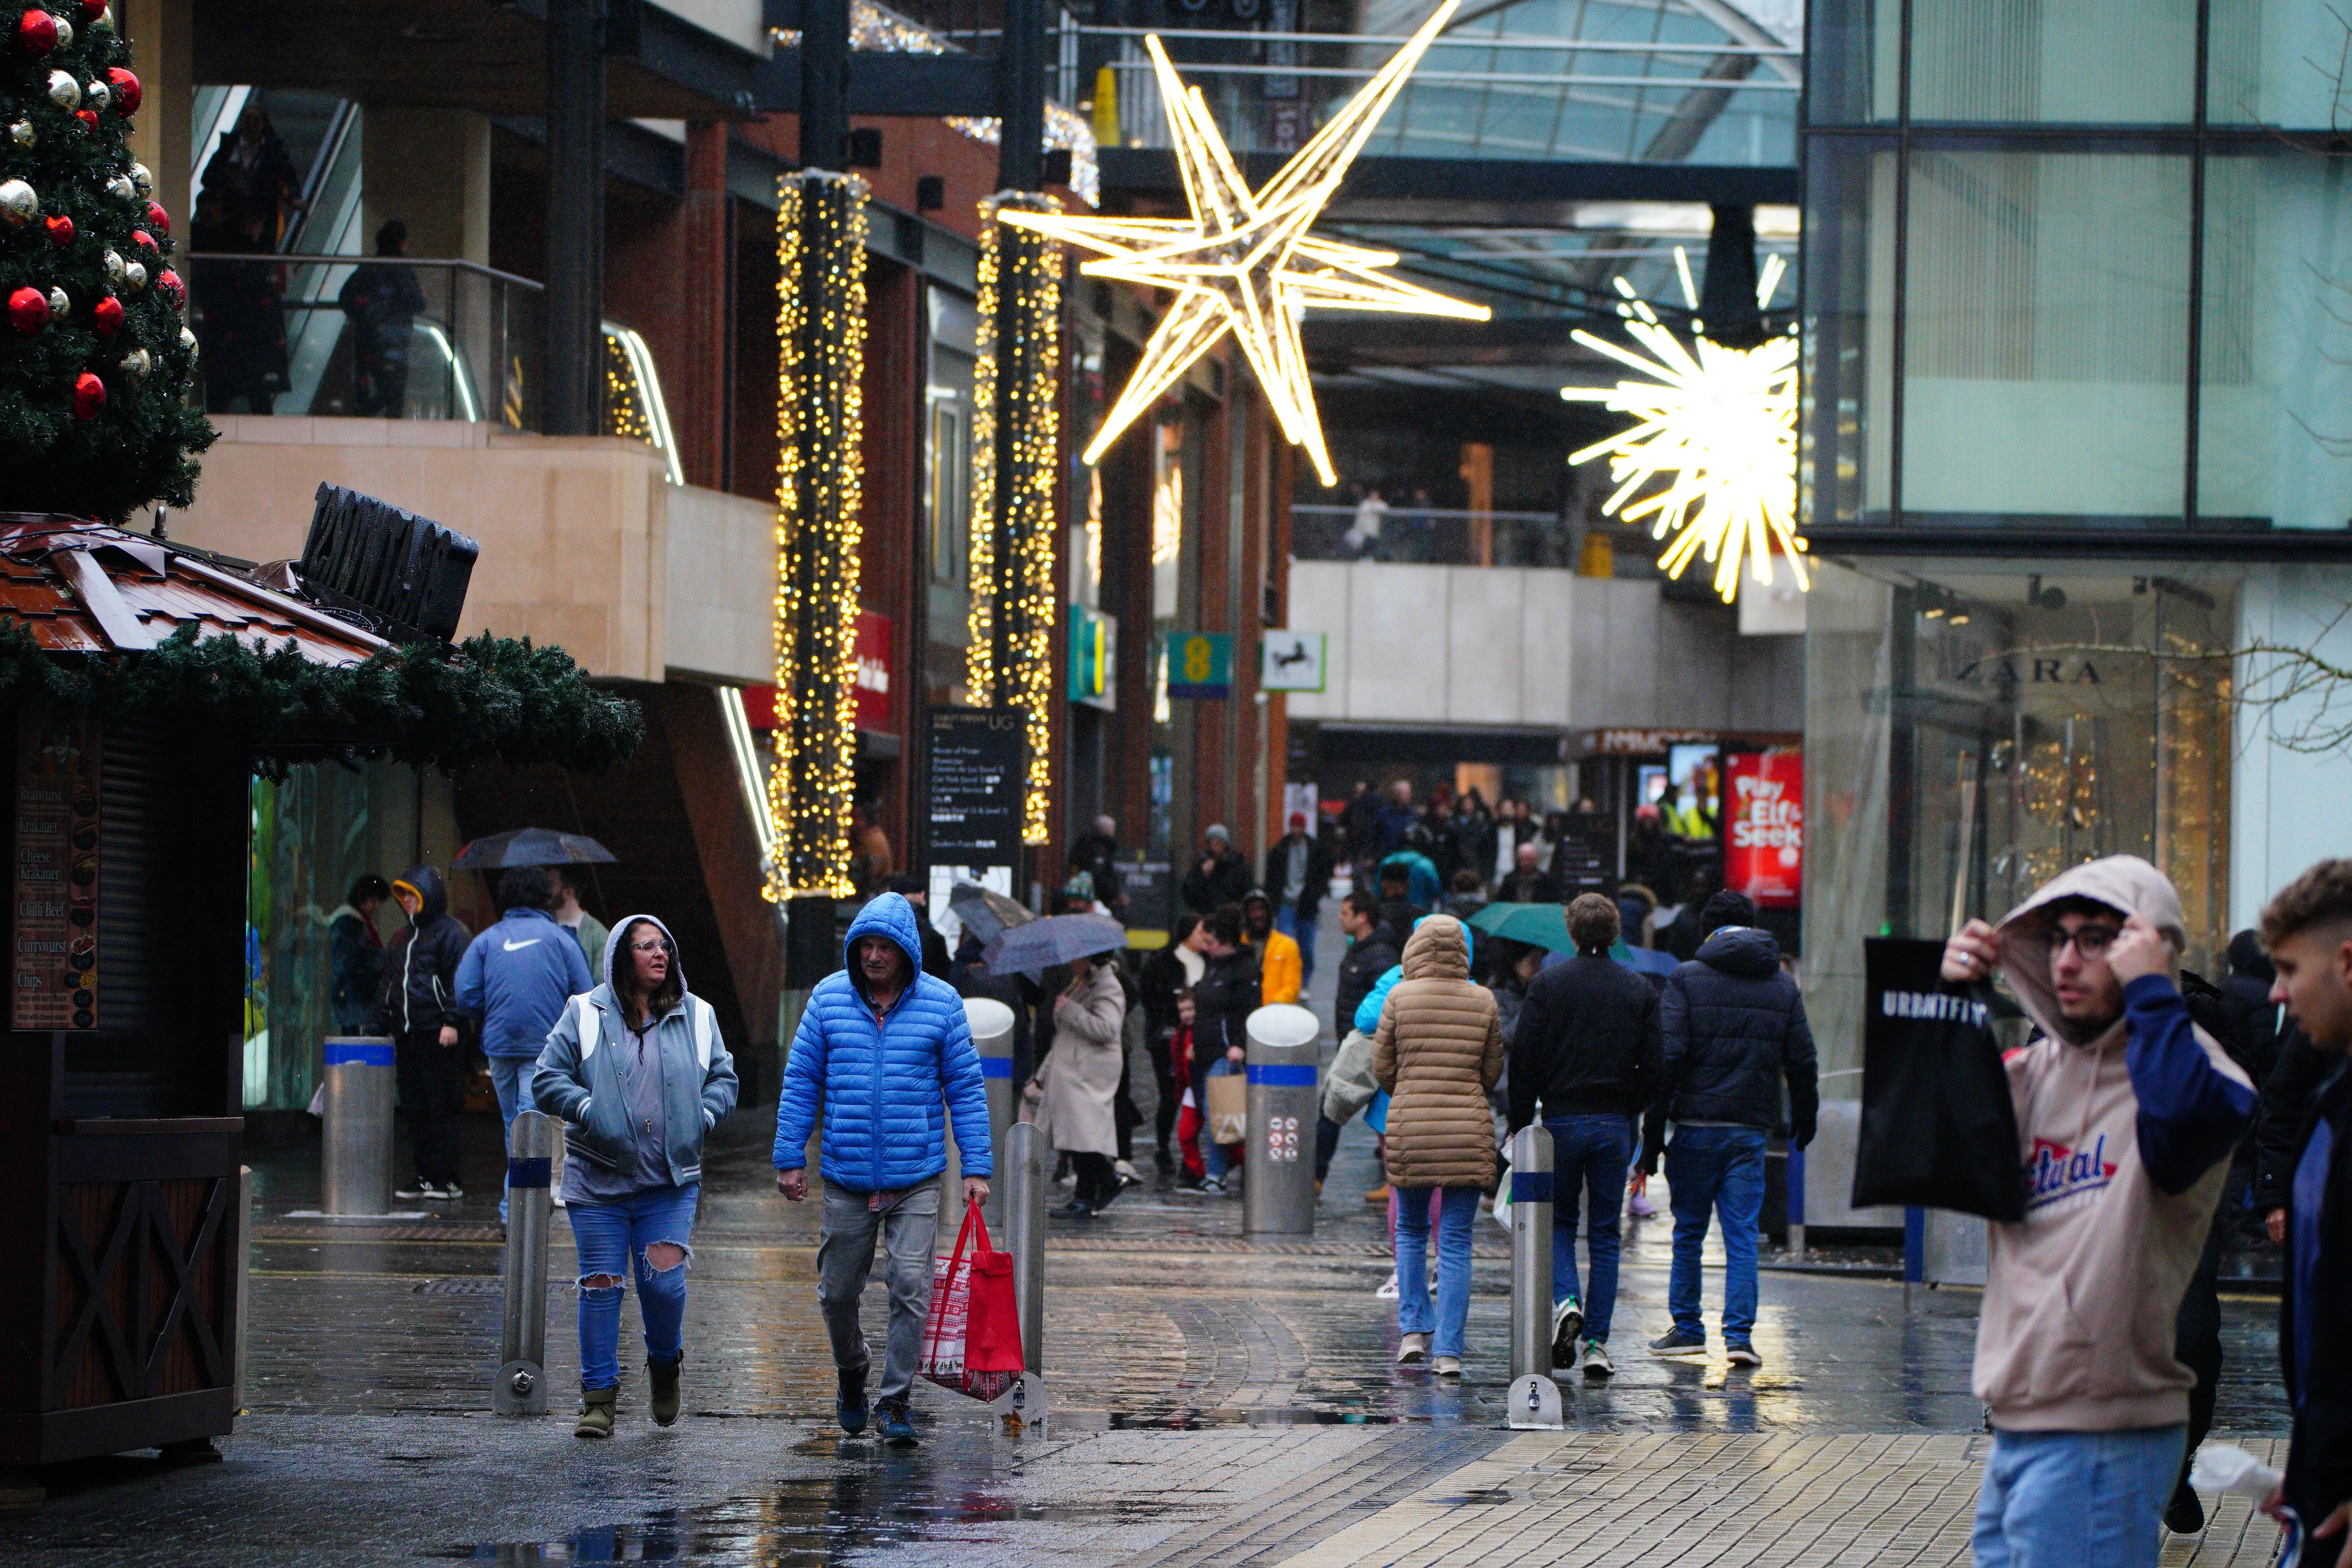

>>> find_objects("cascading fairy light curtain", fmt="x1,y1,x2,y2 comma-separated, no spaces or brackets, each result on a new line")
768,170,870,900
967,193,1063,846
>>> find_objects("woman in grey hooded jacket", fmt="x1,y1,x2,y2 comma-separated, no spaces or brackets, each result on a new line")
534,915,738,1437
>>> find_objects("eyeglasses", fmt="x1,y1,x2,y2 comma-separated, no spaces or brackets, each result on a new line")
2051,924,2122,959
627,939,668,954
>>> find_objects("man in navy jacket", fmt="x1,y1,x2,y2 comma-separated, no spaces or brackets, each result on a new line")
457,865,594,1222
775,893,991,1446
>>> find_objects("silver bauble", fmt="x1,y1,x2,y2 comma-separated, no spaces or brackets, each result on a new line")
104,173,133,202
48,288,69,318
8,122,33,149
101,249,124,285
129,161,152,196
122,260,145,292
0,179,34,227
45,71,78,111
119,348,151,385
83,80,107,112
51,14,70,47
179,325,197,360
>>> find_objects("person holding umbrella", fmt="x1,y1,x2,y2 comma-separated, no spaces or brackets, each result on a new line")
1031,946,1130,1218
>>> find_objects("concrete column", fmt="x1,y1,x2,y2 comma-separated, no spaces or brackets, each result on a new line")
123,0,191,229
545,0,607,436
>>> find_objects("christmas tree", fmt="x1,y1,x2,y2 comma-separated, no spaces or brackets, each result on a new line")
0,0,212,519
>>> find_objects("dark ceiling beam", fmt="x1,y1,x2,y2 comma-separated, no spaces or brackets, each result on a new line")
1098,149,1797,220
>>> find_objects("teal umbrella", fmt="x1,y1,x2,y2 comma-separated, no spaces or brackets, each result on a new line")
1468,901,1575,954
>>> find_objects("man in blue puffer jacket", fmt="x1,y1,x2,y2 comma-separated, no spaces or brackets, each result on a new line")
775,893,993,1446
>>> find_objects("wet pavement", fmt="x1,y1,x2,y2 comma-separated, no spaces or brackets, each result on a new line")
0,917,2300,1564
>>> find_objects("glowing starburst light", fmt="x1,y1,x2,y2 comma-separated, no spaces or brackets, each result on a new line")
1561,250,1803,604
998,0,1489,486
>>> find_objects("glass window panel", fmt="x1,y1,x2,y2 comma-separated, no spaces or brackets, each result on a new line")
1807,0,1898,125
1901,151,2191,524
2209,0,2352,127
1909,0,2196,123
1801,138,1898,526
2196,153,2352,530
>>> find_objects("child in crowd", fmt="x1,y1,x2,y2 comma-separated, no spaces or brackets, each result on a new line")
1171,991,1207,1186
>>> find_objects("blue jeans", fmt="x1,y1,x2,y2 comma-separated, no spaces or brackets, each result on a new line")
1204,1060,1240,1181
1666,1124,1766,1344
1393,1185,1481,1357
1275,904,1317,988
567,1183,699,1392
1971,1426,2186,1568
1546,1113,1632,1342
490,1055,538,1224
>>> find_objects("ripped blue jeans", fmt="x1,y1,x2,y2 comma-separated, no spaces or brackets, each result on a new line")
566,1183,699,1392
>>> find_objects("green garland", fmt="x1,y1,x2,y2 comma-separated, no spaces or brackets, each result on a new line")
0,617,644,775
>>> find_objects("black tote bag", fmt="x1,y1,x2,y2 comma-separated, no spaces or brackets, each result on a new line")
1851,937,2027,1222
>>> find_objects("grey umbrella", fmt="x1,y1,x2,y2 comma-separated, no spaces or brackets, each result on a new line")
984,913,1128,977
452,827,619,869
947,882,1035,947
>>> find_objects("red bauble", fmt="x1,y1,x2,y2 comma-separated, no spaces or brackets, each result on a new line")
129,227,153,252
90,293,120,335
156,268,181,307
73,109,94,131
16,8,55,55
104,67,137,116
44,212,71,245
144,201,167,235
7,285,47,336
71,371,103,419
73,0,98,19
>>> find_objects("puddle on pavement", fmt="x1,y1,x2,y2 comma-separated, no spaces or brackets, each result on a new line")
443,1470,1195,1564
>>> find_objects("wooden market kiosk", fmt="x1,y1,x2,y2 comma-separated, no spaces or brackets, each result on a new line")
0,513,423,1471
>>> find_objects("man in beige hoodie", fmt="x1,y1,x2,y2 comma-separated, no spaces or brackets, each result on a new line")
1943,856,2256,1568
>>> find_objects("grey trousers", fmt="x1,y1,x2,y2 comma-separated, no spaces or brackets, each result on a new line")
817,1180,941,1402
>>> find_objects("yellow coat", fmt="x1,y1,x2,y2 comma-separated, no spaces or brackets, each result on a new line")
1253,927,1302,1005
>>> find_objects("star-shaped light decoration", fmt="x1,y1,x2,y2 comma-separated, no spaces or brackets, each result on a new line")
999,0,1489,486
1561,250,1803,604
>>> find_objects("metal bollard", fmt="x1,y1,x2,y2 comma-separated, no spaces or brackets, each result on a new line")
494,1109,559,1416
1507,1123,1564,1429
1243,1004,1320,1236
965,998,1017,1231
987,1119,1049,1429
320,1036,396,1216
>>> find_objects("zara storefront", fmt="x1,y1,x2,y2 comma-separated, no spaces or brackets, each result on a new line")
1796,0,2352,1228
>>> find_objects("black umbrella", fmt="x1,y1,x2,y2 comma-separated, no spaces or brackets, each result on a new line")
984,913,1127,977
947,882,1034,947
452,827,619,870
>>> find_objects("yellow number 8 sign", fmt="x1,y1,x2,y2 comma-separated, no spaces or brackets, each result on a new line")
1164,631,1232,699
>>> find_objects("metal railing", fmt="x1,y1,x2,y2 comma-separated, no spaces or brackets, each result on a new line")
1292,503,1576,568
185,254,544,426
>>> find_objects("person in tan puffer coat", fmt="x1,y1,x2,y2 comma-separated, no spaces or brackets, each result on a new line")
1372,915,1503,1375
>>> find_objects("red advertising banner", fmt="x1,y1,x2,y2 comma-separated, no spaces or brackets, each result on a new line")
855,610,893,734
1724,748,1802,909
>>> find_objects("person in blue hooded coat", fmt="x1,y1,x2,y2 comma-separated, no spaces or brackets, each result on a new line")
773,893,993,1446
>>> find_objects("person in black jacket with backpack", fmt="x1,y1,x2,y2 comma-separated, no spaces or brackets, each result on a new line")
378,865,472,1201
2253,861,2352,1566
1506,893,1661,1381
1640,889,1816,1367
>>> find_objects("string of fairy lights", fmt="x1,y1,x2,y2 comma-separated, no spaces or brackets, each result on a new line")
967,194,1064,845
768,171,871,901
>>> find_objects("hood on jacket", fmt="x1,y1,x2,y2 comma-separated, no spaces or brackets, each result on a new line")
392,864,448,927
1997,854,2187,1047
1401,914,1470,980
1696,923,1782,979
2227,928,2274,984
603,911,685,998
844,893,924,1001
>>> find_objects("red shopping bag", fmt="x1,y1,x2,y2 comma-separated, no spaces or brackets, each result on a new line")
920,1200,1025,1400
